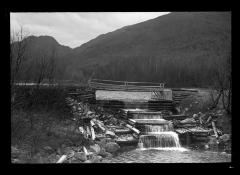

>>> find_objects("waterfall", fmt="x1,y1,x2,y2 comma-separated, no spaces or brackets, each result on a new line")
137,119,187,151
141,124,174,133
139,132,181,148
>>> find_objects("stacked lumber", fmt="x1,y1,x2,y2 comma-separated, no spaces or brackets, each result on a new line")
172,89,198,103
68,88,95,102
93,100,174,111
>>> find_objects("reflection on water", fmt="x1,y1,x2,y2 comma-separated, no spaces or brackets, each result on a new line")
102,147,231,163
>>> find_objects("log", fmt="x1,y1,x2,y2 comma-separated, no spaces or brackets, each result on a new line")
125,124,140,134
92,119,106,131
56,155,67,163
212,121,218,138
114,128,132,134
90,126,96,140
128,119,136,125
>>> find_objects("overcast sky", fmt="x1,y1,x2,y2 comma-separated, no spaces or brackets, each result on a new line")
10,12,170,48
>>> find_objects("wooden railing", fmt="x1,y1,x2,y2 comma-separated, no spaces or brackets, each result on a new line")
88,79,165,91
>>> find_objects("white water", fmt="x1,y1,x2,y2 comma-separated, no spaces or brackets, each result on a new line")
140,123,174,133
138,119,184,151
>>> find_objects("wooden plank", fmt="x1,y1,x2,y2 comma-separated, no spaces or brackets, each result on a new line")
96,100,173,103
99,104,173,107
90,126,96,140
114,128,132,134
125,124,140,134
89,82,166,91
134,119,169,125
90,79,164,86
99,105,173,109
90,82,163,88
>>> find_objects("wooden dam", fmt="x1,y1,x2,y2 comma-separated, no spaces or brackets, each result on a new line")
67,79,211,147
88,79,174,111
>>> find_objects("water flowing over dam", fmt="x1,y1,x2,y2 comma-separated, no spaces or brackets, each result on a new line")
136,117,185,151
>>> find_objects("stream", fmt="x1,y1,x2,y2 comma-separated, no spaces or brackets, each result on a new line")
102,146,231,163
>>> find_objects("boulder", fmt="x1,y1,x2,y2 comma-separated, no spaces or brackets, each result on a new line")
89,144,101,154
193,114,198,119
105,142,120,153
84,160,92,163
75,152,87,162
96,138,113,148
180,118,196,124
90,155,102,163
105,130,116,137
219,134,231,143
207,136,219,149
109,117,118,125
204,144,209,149
98,148,112,158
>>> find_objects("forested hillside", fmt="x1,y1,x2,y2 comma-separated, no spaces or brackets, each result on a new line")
12,12,231,87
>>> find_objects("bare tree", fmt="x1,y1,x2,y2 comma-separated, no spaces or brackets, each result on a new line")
10,27,29,85
210,53,231,114
46,47,56,84
34,52,49,87
33,47,57,86
10,27,29,103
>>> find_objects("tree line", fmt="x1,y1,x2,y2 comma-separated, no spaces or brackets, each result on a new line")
10,28,231,114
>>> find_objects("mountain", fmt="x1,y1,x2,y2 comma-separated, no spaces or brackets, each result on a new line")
13,12,231,87
22,35,72,60
62,12,231,87
11,35,73,81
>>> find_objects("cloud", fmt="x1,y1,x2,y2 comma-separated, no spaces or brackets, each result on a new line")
10,12,170,48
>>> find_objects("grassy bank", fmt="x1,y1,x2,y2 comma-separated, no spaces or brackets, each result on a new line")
11,85,88,163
